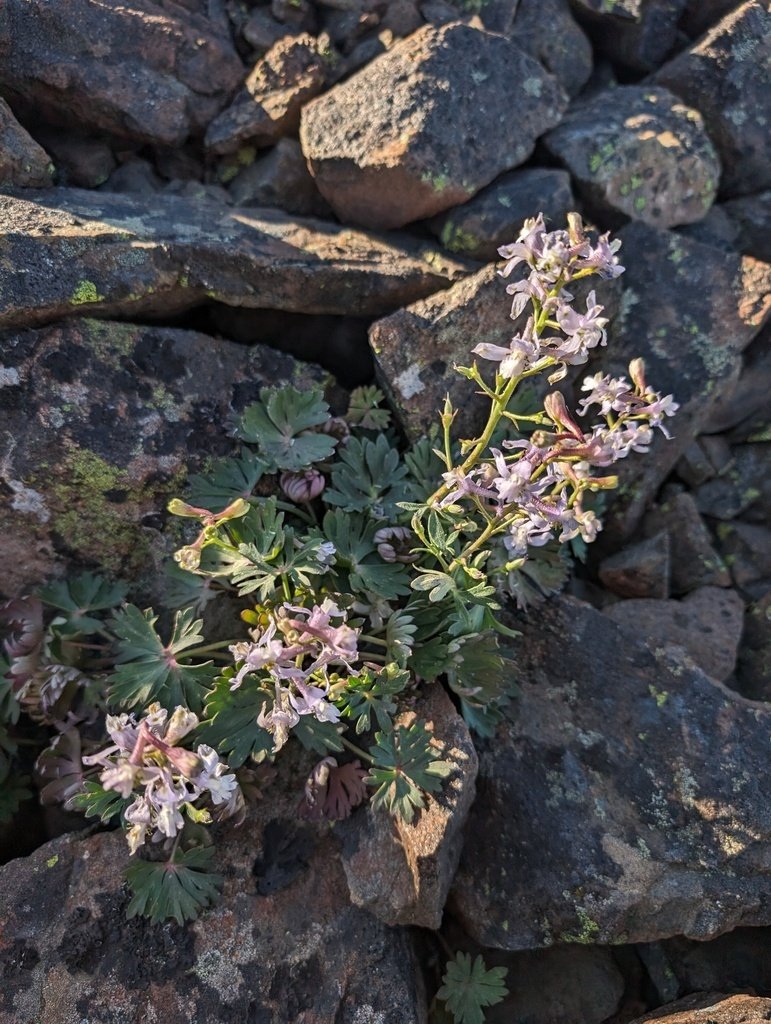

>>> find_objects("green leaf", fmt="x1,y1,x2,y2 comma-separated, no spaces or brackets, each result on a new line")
108,605,217,713
125,846,223,925
384,609,417,668
185,452,269,512
340,665,411,734
39,571,127,635
324,434,410,517
445,633,512,738
68,780,129,823
199,672,273,768
292,714,344,756
346,385,392,430
437,953,508,1024
403,436,445,503
234,387,336,471
367,722,452,823
411,569,456,603
322,510,411,600
494,540,570,610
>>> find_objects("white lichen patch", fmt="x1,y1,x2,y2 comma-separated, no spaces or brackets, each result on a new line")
193,948,246,1004
394,363,426,400
0,366,20,387
8,479,51,523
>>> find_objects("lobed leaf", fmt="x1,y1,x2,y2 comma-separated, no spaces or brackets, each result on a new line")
125,846,223,925
437,953,508,1024
108,605,217,713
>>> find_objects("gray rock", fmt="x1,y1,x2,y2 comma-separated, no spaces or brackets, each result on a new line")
652,1,771,198
370,264,513,440
339,683,477,928
0,188,471,329
693,443,771,523
598,532,670,599
643,491,731,594
511,0,594,98
675,435,732,488
428,167,575,262
735,592,771,700
588,223,771,543
370,260,622,440
32,127,115,189
0,98,54,188
300,21,568,229
654,928,771,999
602,585,745,683
722,190,771,263
679,0,742,39
629,992,771,1024
714,521,771,595
0,318,332,600
485,945,625,1024
704,322,771,440
569,0,687,72
0,0,244,147
450,594,771,949
205,34,328,156
228,138,332,217
0,760,427,1024
543,86,721,228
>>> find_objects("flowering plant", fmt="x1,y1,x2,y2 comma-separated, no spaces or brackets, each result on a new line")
0,214,676,924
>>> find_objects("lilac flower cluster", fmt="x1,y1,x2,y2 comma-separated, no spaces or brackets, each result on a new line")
473,213,623,380
83,703,243,854
441,362,678,558
438,214,680,563
229,599,359,751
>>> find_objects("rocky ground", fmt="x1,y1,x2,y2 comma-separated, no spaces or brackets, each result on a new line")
0,1,770,1022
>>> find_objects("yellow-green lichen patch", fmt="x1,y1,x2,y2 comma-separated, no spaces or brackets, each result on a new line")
561,905,601,944
40,447,152,576
70,280,104,305
440,222,479,254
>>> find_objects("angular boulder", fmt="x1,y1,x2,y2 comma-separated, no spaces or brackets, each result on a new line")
0,319,332,600
0,0,244,147
0,98,54,188
300,20,568,229
0,188,471,330
652,0,771,198
590,223,771,542
205,34,328,156
0,761,427,1024
338,683,478,929
543,86,721,228
450,594,771,949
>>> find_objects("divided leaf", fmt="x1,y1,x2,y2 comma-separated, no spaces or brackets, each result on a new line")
367,722,452,823
125,846,223,925
437,953,508,1024
185,452,268,512
234,387,336,471
199,672,273,768
324,434,410,517
39,571,127,635
109,605,217,713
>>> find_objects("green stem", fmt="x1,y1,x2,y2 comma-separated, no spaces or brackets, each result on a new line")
183,640,233,657
340,735,373,764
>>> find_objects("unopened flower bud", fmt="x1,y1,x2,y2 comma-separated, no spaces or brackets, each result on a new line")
280,469,326,503
174,545,201,571
629,358,646,394
373,526,417,563
320,417,351,444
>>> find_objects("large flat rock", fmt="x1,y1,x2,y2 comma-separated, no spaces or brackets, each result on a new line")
0,757,427,1024
450,594,771,949
0,188,470,329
